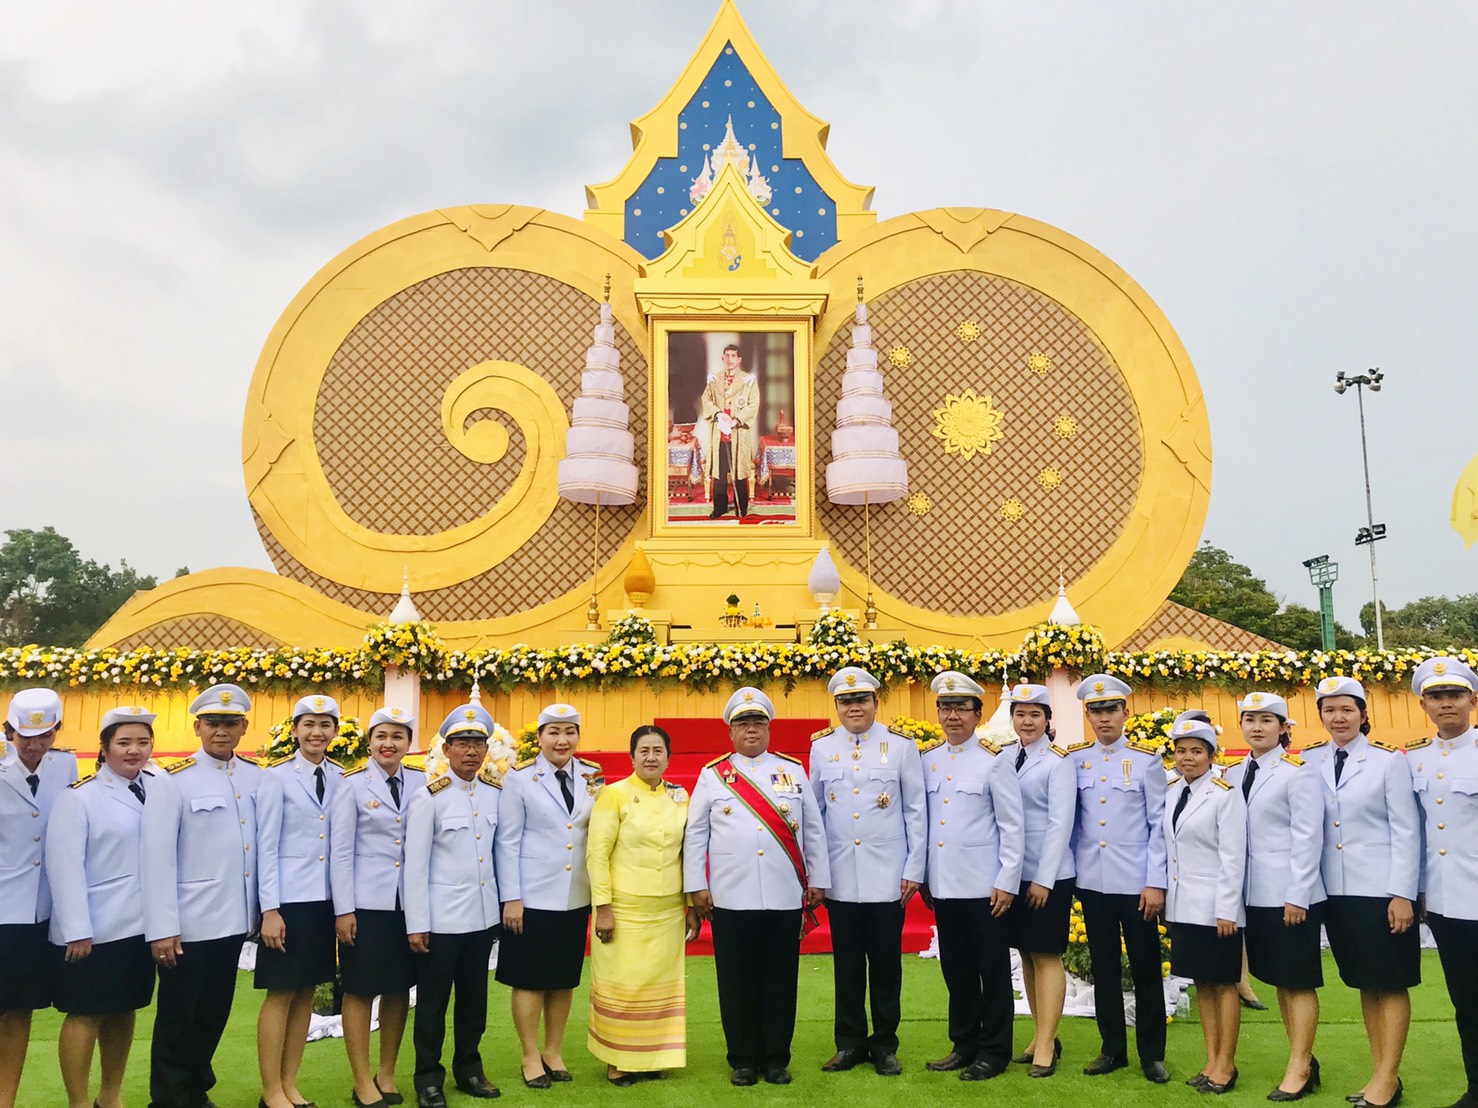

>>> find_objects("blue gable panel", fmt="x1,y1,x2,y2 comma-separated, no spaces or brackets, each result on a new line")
624,42,837,263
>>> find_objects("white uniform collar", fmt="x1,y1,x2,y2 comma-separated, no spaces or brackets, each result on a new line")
1331,733,1368,757
1096,735,1125,756
1019,734,1051,754
194,746,235,769
1438,726,1474,749
1252,747,1284,770
370,758,401,783
538,752,578,776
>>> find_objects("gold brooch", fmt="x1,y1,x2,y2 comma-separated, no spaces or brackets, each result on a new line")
877,791,892,809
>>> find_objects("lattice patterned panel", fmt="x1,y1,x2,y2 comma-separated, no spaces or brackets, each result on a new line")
114,615,285,652
257,267,646,621
1121,601,1287,652
816,271,1143,617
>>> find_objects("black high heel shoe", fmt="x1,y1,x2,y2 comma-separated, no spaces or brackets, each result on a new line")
1014,1037,1062,1065
1358,1078,1403,1108
1202,1068,1238,1095
1269,1063,1319,1101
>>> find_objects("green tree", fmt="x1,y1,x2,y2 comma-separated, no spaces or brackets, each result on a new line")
1171,542,1357,648
0,527,158,646
1360,596,1478,649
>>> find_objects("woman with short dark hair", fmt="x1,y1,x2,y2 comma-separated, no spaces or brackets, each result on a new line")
587,724,694,1085
44,707,158,1108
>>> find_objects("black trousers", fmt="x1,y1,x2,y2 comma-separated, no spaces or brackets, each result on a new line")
711,907,802,1071
933,897,1013,1066
827,899,904,1055
1078,889,1165,1062
413,927,497,1092
1428,913,1478,1094
148,933,245,1108
710,440,749,517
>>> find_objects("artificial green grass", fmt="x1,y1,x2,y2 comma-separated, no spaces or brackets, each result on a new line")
17,952,1466,1106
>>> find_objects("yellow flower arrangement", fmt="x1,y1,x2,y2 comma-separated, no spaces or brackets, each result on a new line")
1063,899,1171,988
887,715,944,747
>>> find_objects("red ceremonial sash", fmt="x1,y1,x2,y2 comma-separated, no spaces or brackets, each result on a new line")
712,756,819,933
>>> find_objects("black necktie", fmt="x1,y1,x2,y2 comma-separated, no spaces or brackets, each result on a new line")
387,775,401,810
26,774,39,797
314,765,325,803
1014,746,1027,772
1242,757,1259,800
1172,786,1191,830
556,768,574,813
1334,748,1348,784
129,780,146,805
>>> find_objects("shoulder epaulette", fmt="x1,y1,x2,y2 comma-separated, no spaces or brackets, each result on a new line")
1166,773,1182,786
326,757,346,771
1216,753,1245,767
513,756,537,771
264,754,293,769
141,768,155,776
402,754,427,772
1049,743,1070,757
886,727,914,743
53,745,76,753
1065,739,1094,754
427,776,451,794
1405,736,1433,751
235,753,265,768
164,757,195,774
1370,737,1401,753
998,735,1019,747
774,751,803,765
1212,776,1234,790
68,775,95,788
810,726,833,741
1128,738,1162,756
918,736,946,753
577,756,603,772
1280,752,1304,767
477,766,502,788
1303,737,1330,750
703,753,730,770
403,763,426,776
978,737,1002,755
341,765,365,778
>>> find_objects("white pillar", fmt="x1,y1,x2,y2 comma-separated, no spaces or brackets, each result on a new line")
382,664,423,750
1046,667,1084,747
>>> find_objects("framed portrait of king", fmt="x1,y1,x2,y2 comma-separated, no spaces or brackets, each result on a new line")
650,318,812,535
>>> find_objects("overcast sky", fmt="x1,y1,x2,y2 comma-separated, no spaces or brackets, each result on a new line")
3,1,1475,630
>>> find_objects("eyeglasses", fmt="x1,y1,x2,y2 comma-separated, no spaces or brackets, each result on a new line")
444,737,489,749
936,704,978,716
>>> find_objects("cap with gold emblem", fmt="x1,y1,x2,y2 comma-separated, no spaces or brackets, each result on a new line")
368,705,416,735
537,703,581,729
827,666,882,696
1076,673,1132,704
929,671,986,698
439,703,494,741
101,705,158,731
291,694,341,722
1315,675,1366,703
1410,656,1478,696
188,683,252,717
6,688,64,737
1008,683,1051,707
723,686,775,724
1171,717,1219,754
1237,691,1294,722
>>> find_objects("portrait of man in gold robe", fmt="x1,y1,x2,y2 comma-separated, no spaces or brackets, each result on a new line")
698,343,760,519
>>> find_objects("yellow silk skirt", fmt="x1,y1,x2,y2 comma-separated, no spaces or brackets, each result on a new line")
587,890,687,1071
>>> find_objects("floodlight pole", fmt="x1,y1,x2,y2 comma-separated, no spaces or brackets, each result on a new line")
1353,381,1383,650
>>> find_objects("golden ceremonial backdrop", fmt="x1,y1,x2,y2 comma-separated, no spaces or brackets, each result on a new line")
89,1,1233,656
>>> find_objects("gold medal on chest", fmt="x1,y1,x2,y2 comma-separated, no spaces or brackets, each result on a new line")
877,790,892,809
368,799,380,809
1122,759,1133,785
778,801,791,814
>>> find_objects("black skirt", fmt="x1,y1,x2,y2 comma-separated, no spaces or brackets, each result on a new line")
494,907,589,990
1325,895,1421,991
255,900,337,991
0,921,59,1011
340,908,416,997
1170,922,1243,984
54,934,155,1015
1007,877,1076,954
1245,903,1325,990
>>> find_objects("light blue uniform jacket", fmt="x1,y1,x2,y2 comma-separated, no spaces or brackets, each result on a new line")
922,737,1024,899
1016,736,1077,887
1305,734,1420,901
44,766,151,944
256,753,343,911
404,774,500,935
494,754,600,911
1223,749,1326,909
1410,728,1478,919
1163,772,1247,926
809,722,927,902
0,749,78,925
1070,737,1169,895
330,761,425,915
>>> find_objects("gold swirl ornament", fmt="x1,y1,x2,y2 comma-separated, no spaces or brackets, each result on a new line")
243,204,644,593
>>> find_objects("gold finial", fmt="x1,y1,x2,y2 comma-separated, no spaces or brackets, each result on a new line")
603,273,611,303
856,275,864,303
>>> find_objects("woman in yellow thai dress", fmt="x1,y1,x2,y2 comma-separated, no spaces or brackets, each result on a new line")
586,724,696,1085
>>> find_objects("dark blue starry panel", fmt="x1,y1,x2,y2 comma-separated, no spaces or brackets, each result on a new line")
624,41,837,263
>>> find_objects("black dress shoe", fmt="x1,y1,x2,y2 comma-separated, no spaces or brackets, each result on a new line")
352,1092,388,1108
926,1051,972,1072
763,1068,792,1085
454,1074,501,1099
730,1067,759,1086
961,1060,1003,1081
1241,994,1270,1010
1029,1061,1058,1078
523,1070,552,1090
873,1052,903,1077
1358,1078,1403,1108
1188,1074,1212,1088
541,1061,573,1083
374,1077,405,1105
1011,1049,1033,1064
1269,1060,1320,1102
1016,1038,1062,1066
1144,1060,1171,1084
822,1048,868,1072
607,1073,639,1087
415,1089,448,1108
1202,1068,1238,1095
1084,1053,1129,1076
1439,1096,1478,1108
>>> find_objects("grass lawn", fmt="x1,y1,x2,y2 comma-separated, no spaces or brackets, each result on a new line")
18,951,1466,1106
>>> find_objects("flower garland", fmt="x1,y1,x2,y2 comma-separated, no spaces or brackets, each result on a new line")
4,626,1474,695
886,715,945,746
807,611,861,648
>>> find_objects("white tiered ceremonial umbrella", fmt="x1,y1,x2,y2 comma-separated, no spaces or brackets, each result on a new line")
823,279,908,627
